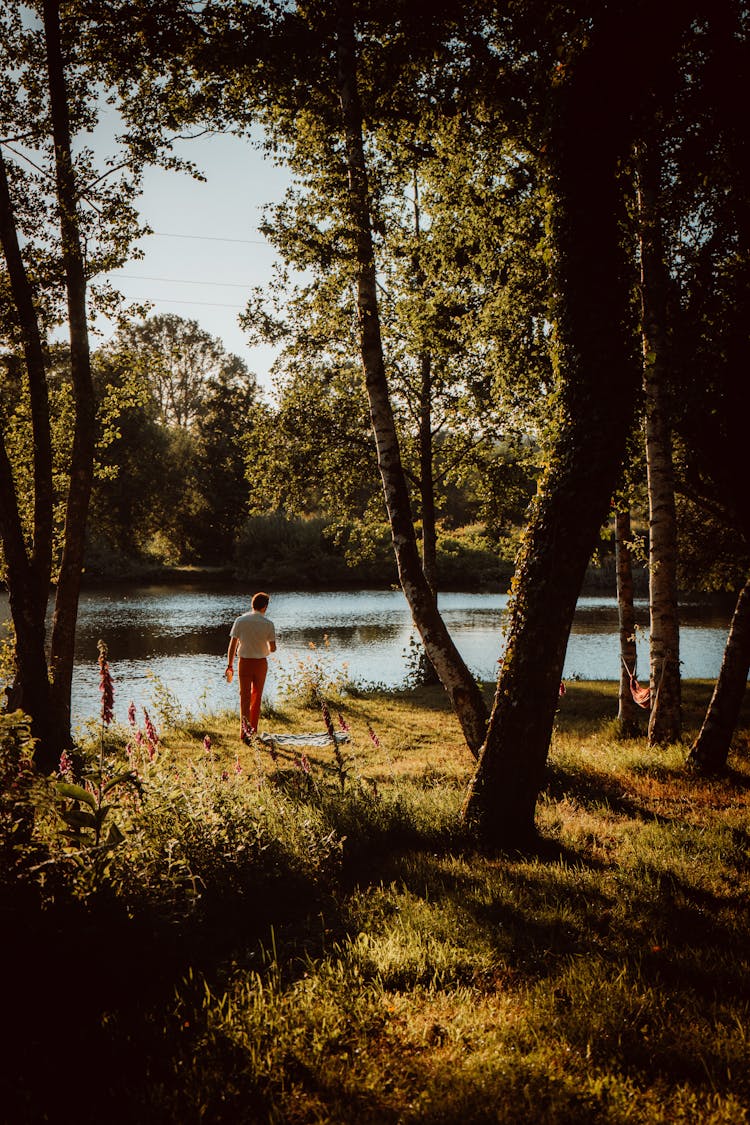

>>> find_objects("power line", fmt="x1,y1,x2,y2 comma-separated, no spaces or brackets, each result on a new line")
128,297,247,309
150,230,272,246
112,272,251,288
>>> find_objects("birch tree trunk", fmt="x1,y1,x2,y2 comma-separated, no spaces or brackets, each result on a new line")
687,575,750,775
637,143,682,745
415,353,440,686
334,1,487,753
615,507,641,736
414,174,439,684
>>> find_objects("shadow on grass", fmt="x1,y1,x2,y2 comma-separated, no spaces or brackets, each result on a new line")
5,711,750,1123
0,845,339,1123
543,760,676,823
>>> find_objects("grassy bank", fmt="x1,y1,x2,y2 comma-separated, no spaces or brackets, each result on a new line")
2,681,749,1123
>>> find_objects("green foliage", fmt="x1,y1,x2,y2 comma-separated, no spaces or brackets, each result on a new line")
53,733,142,854
233,511,396,586
244,361,379,521
54,777,127,849
144,670,187,730
0,618,15,691
230,511,519,591
676,496,750,594
276,641,352,709
232,9,551,610
435,523,516,589
0,711,37,884
0,349,79,580
86,318,260,570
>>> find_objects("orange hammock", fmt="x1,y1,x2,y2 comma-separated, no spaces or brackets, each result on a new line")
621,658,651,709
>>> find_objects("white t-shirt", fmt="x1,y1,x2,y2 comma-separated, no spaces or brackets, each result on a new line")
230,611,276,659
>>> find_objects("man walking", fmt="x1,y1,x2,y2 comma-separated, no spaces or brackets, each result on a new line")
225,592,277,739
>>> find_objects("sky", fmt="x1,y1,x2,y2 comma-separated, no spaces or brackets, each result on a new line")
98,129,292,397
12,2,290,397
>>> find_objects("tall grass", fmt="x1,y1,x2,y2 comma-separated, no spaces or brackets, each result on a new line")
2,680,749,1123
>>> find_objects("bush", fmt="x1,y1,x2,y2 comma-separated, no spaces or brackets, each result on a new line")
0,711,39,888
436,523,515,589
233,512,397,587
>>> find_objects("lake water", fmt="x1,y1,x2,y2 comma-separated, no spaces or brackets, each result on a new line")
0,586,736,729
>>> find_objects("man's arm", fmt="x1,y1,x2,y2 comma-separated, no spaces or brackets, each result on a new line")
226,636,239,677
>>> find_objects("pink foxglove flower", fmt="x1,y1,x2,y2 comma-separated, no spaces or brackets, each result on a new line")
319,698,336,743
337,711,350,732
58,749,73,779
97,640,114,727
143,708,159,747
128,700,136,726
203,735,212,753
367,725,381,749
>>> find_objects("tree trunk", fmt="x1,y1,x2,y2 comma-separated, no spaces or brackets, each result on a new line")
462,18,643,849
0,149,57,769
415,352,441,686
334,1,488,753
615,507,641,736
0,154,54,598
44,0,97,746
687,575,750,775
0,441,56,761
419,352,438,596
412,170,439,685
637,143,682,745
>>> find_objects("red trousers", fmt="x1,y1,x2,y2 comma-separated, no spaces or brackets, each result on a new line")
238,656,268,736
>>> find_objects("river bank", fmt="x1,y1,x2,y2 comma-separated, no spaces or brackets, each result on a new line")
72,557,643,596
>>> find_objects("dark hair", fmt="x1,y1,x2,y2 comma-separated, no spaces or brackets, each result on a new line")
252,591,270,611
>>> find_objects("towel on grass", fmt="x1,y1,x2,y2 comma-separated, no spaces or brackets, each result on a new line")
259,731,350,748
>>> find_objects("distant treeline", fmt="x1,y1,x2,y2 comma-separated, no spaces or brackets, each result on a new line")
82,511,644,596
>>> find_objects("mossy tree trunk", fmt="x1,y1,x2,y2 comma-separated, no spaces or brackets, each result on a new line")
462,18,643,849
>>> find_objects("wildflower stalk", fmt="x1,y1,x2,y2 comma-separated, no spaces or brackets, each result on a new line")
97,640,114,826
317,690,347,789
55,643,139,853
143,708,159,759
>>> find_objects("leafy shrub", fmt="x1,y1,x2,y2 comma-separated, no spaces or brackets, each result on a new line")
233,512,397,586
0,711,39,887
436,523,515,589
276,640,351,708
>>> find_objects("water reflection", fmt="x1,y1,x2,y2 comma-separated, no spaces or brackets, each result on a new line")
0,585,736,729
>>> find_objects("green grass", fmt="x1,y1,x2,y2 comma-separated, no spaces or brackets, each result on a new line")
2,681,749,1123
